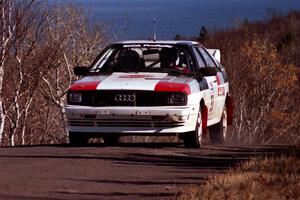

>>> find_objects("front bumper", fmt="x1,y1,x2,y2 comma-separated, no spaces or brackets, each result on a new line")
65,105,198,134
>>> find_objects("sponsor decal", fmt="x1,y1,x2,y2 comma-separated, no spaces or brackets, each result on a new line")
118,74,154,79
123,44,142,48
154,82,191,94
209,82,214,93
69,81,100,91
123,44,173,48
216,72,225,85
142,44,173,48
209,94,214,113
218,86,225,96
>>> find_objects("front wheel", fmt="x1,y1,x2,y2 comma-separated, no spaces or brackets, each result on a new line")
209,106,227,144
183,108,203,148
103,135,120,146
69,132,89,146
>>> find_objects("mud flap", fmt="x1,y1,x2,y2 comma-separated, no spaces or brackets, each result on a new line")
226,95,234,125
201,105,208,138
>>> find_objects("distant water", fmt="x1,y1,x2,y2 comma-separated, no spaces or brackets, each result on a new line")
73,0,300,40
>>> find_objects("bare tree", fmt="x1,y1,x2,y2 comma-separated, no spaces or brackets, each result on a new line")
0,0,16,145
0,0,57,145
226,37,298,144
0,1,106,146
39,4,104,142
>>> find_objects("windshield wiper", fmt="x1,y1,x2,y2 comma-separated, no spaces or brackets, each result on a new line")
161,68,194,77
161,68,183,75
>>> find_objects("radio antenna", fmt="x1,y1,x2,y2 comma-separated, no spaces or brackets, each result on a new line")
153,10,157,41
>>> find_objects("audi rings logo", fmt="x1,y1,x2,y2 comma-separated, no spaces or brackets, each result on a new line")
114,94,136,102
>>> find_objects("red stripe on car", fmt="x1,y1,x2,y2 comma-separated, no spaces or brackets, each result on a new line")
155,82,191,94
69,81,100,91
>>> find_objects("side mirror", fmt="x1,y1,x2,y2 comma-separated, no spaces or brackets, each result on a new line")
194,71,203,82
198,67,218,76
74,66,89,76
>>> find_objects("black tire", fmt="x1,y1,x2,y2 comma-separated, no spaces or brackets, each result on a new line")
209,107,227,144
183,108,203,148
103,135,120,146
69,132,89,146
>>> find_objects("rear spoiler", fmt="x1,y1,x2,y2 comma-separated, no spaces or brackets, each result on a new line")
207,49,221,63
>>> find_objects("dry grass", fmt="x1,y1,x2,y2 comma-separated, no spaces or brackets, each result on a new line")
177,156,300,200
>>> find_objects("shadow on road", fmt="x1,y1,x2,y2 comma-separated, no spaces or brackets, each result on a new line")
0,143,298,200
0,142,183,148
0,143,296,169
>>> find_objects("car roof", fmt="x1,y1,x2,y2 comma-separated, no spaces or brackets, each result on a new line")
113,40,200,47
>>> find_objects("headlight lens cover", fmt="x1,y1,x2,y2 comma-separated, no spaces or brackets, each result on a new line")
68,92,82,104
168,93,187,105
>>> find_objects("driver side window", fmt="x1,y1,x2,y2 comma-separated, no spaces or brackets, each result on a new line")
197,47,217,68
193,46,206,69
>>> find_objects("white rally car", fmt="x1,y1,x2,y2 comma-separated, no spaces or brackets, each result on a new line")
65,40,234,148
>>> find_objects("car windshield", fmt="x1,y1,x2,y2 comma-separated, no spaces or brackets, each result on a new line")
90,44,195,75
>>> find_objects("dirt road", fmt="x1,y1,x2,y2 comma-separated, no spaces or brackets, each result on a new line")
0,143,296,200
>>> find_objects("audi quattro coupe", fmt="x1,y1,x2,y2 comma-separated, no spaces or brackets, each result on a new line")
66,40,234,148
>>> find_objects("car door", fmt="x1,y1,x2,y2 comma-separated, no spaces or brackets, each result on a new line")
197,46,227,122
192,46,218,120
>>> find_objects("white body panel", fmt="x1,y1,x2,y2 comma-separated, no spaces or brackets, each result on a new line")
66,71,229,135
98,72,167,90
66,105,198,134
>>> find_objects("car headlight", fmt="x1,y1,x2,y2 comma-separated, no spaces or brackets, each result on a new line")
68,92,82,104
168,93,187,105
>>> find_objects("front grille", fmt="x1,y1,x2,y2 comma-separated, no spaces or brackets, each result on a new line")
69,121,95,127
68,90,183,107
69,120,184,128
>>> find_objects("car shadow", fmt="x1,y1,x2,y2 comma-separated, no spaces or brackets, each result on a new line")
0,143,297,200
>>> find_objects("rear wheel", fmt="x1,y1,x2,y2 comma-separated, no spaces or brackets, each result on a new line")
183,108,203,148
69,132,89,146
103,135,120,146
209,106,227,144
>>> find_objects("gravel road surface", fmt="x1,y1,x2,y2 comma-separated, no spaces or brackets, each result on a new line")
0,143,296,200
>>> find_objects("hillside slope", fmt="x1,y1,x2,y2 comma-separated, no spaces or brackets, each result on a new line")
199,11,300,144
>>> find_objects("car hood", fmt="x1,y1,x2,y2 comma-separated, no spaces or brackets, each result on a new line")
69,72,193,94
